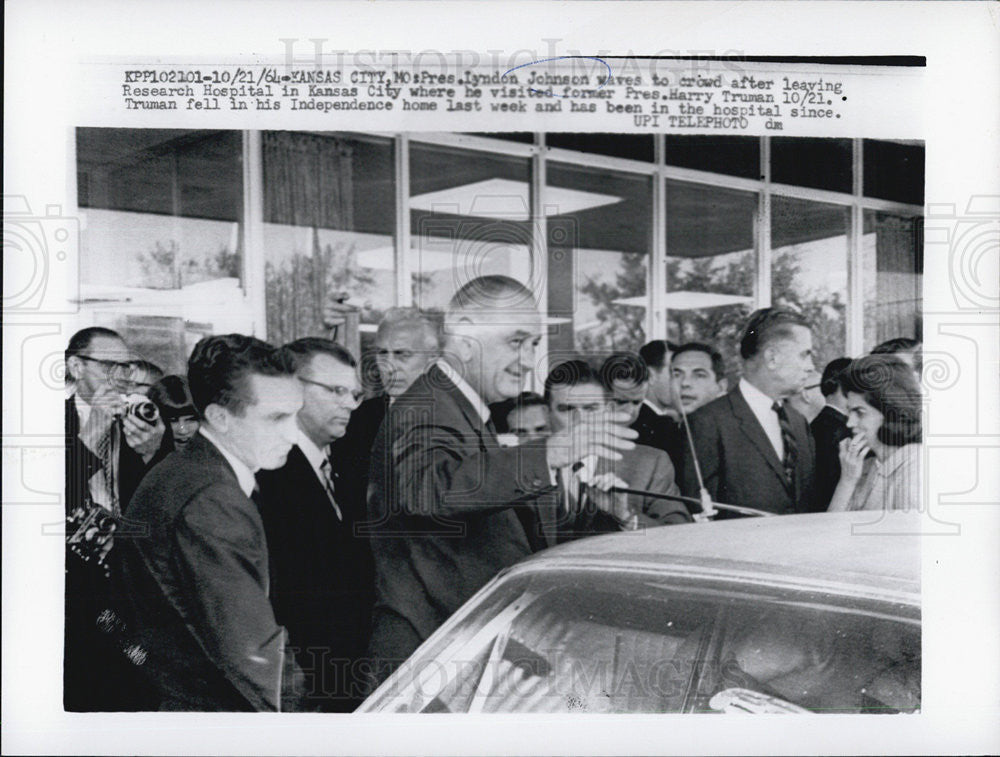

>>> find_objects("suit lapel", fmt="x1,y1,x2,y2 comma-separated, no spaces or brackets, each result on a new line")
728,391,788,484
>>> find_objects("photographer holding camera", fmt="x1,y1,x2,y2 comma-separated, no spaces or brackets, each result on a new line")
63,326,169,711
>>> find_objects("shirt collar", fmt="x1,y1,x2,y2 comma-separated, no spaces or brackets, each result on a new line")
296,428,329,472
823,402,848,419
740,378,780,414
642,398,673,416
435,359,491,424
73,393,93,427
198,426,258,498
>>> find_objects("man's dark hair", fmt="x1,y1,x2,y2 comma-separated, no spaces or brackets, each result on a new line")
148,375,197,420
64,326,123,382
672,342,726,382
820,357,853,398
543,359,600,401
187,334,296,417
838,354,922,447
739,308,811,360
282,337,357,372
599,352,648,391
639,340,679,372
871,337,922,377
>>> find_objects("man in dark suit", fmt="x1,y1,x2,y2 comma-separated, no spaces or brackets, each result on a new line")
63,327,168,711
365,276,638,687
256,338,374,712
634,340,684,472
119,334,305,711
331,307,441,506
682,309,817,516
810,357,852,512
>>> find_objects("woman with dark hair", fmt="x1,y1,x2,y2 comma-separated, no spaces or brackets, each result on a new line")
147,375,200,449
827,355,922,512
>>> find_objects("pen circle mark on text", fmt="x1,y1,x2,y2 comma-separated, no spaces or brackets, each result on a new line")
502,56,614,98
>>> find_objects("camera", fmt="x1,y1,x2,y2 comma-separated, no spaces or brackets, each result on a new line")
66,503,119,575
121,393,160,424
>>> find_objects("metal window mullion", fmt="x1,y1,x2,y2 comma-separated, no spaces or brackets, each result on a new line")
242,130,267,339
756,136,772,309
407,131,535,157
651,134,668,340
395,134,412,307
533,134,549,394
545,147,658,176
848,138,865,355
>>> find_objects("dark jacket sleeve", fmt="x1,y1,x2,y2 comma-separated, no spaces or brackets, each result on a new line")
172,484,288,712
389,402,552,519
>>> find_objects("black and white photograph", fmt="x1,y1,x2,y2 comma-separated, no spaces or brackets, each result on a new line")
4,2,999,755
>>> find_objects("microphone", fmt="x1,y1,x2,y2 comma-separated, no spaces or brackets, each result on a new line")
676,396,718,520
571,461,772,519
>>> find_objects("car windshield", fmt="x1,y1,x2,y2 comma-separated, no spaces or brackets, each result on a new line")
371,568,919,714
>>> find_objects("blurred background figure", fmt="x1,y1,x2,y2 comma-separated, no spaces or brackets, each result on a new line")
871,337,922,385
786,369,825,424
148,375,200,450
828,355,923,512
504,392,552,443
670,343,728,416
634,340,684,472
810,357,852,512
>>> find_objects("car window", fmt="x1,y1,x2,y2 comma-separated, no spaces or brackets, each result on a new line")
695,601,920,714
366,569,919,715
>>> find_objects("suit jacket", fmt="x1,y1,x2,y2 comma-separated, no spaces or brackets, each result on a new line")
810,405,850,512
330,394,389,506
255,445,375,711
119,434,298,711
365,364,557,660
631,403,685,479
601,443,691,527
64,397,167,711
681,389,816,516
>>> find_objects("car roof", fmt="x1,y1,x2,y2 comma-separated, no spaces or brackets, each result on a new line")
520,511,921,603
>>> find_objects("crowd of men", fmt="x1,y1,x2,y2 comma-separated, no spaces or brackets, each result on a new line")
63,274,924,712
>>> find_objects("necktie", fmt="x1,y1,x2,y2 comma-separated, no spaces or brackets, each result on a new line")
772,401,798,490
319,456,344,521
90,412,121,515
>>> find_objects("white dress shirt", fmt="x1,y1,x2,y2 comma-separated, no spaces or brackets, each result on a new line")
738,378,785,460
295,429,343,519
198,426,257,498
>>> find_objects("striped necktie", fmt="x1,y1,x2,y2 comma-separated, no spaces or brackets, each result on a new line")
319,455,344,521
772,401,798,489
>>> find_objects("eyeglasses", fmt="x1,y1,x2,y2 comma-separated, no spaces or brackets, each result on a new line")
298,376,364,402
75,354,133,372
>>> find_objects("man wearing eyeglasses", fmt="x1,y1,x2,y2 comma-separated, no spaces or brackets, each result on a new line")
255,337,374,712
63,327,168,711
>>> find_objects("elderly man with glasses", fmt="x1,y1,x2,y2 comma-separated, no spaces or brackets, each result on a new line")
63,326,169,712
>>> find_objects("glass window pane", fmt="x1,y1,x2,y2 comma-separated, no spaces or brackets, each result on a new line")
77,128,243,290
862,211,923,349
409,143,534,312
463,132,535,144
666,181,758,382
665,136,760,179
263,132,395,350
547,163,653,357
771,138,852,193
771,196,850,371
863,140,925,205
546,133,655,162
76,128,244,370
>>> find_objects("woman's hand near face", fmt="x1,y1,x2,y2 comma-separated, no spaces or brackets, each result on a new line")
838,434,870,482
